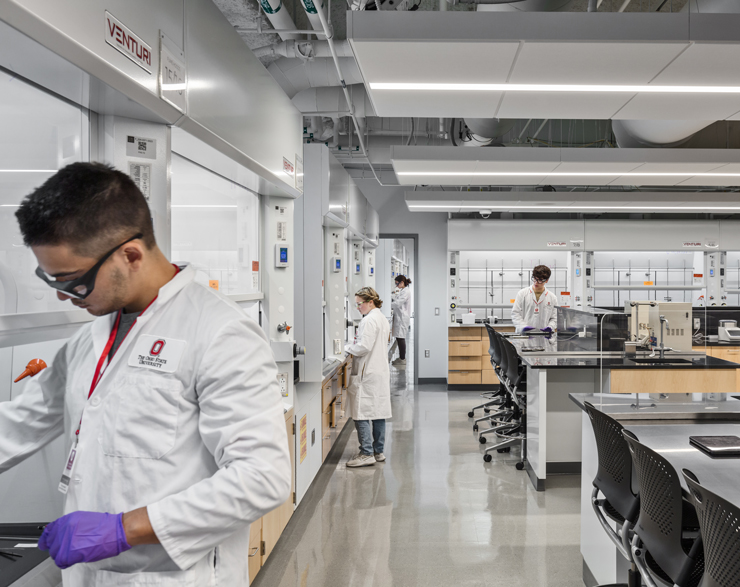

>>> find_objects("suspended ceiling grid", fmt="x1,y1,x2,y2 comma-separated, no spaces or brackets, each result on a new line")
347,12,740,120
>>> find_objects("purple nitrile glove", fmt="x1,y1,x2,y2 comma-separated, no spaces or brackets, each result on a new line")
39,511,131,569
540,327,553,334
521,326,535,333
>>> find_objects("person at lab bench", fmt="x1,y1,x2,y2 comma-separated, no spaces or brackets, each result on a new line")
345,287,391,468
391,275,412,368
0,163,291,586
511,264,559,335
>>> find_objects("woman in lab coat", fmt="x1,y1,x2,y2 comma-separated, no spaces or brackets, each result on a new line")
391,275,412,368
345,287,391,468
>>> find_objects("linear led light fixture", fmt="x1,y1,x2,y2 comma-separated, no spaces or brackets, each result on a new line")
171,205,238,208
407,204,740,211
397,171,740,178
371,82,740,94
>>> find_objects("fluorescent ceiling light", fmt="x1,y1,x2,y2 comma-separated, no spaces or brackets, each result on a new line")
0,169,57,173
408,204,740,211
171,205,237,208
371,82,740,94
397,171,740,178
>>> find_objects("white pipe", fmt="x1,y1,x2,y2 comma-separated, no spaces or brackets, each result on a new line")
267,57,363,98
254,39,353,59
530,119,549,141
292,85,376,116
313,0,395,186
299,0,327,31
612,120,714,148
618,0,632,10
257,0,301,40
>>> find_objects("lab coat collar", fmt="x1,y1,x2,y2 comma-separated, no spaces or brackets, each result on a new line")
89,264,194,358
529,285,550,300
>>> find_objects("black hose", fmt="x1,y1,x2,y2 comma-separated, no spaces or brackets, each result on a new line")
450,118,457,146
406,117,415,146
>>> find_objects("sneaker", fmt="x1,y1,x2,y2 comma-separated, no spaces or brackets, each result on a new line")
374,453,386,462
392,358,406,366
347,453,376,468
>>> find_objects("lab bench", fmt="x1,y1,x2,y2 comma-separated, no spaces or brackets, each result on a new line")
571,394,740,587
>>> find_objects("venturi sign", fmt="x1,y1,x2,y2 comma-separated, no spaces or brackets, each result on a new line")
105,12,152,73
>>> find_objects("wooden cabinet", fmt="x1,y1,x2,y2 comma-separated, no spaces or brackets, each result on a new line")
709,347,740,362
448,325,510,388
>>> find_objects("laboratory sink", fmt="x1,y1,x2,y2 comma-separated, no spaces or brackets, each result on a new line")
628,357,693,366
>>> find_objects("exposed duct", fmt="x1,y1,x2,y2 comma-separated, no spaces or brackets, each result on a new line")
268,57,363,98
461,118,517,146
474,0,572,10
682,0,740,12
253,39,354,59
612,120,714,148
292,84,376,117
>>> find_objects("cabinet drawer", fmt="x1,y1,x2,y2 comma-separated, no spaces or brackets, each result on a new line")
482,370,500,385
493,326,516,333
448,327,482,341
449,356,481,371
248,518,262,582
481,356,494,370
448,371,482,385
449,340,481,357
712,348,740,362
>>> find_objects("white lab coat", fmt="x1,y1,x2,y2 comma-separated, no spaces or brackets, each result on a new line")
0,265,291,586
511,286,559,333
391,287,411,339
345,308,391,421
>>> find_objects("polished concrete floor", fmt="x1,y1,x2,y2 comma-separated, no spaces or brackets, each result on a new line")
254,343,584,587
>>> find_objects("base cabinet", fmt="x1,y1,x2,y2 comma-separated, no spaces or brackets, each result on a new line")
448,325,514,388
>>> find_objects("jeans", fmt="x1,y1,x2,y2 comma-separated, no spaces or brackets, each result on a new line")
397,338,406,360
355,419,386,456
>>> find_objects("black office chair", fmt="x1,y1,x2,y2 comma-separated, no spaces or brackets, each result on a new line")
483,339,525,466
467,325,506,419
682,469,740,587
622,430,704,587
473,330,509,432
583,402,641,587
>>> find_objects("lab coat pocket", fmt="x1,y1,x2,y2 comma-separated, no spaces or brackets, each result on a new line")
99,375,182,459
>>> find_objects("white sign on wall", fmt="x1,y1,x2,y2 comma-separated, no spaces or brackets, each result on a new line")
104,11,152,73
295,154,303,193
129,162,151,200
283,157,295,181
683,242,703,248
547,241,567,248
126,136,156,160
159,33,187,114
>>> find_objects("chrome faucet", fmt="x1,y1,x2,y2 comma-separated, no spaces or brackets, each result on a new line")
659,315,669,359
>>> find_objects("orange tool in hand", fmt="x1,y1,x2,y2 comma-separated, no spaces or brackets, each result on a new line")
14,359,48,383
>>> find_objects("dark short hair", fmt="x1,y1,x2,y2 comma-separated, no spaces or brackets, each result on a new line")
532,265,551,281
16,162,155,256
395,274,412,287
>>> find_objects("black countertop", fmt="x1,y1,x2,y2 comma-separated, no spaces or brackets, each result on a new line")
569,393,740,420
521,354,740,370
0,524,48,587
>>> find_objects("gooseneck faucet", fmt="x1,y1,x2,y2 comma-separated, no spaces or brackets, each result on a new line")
659,315,669,359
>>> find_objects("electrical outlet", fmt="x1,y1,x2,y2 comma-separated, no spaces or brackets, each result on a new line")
435,308,440,316
694,318,701,329
277,373,289,397
425,350,430,358
333,339,342,354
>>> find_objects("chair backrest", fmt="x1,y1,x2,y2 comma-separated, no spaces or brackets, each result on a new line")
496,331,509,378
503,339,521,386
583,402,640,524
623,430,702,586
683,469,740,587
484,324,501,367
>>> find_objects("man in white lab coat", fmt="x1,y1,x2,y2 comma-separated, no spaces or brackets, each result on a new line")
0,163,291,585
390,275,411,368
511,265,559,334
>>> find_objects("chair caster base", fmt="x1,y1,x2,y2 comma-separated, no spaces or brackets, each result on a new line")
484,408,490,413
483,454,493,462
473,425,479,432
497,447,511,453
479,436,486,444
468,411,474,418
515,462,525,471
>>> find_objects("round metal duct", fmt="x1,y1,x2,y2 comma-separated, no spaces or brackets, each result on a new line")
463,118,516,139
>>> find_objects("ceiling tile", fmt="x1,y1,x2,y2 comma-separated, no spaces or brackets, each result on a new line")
496,92,632,120
650,43,740,86
369,90,501,118
614,93,740,120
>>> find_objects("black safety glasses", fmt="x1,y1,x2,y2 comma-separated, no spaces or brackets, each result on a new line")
35,233,143,300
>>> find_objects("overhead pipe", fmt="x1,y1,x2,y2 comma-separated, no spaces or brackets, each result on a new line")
299,0,328,32
292,85,376,116
612,120,714,148
312,0,395,186
587,0,597,10
254,0,301,40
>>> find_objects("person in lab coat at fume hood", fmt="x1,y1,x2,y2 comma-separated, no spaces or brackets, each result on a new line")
511,265,559,335
391,275,412,368
0,163,291,586
345,287,391,468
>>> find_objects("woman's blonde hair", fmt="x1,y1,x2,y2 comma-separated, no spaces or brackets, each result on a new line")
355,287,383,309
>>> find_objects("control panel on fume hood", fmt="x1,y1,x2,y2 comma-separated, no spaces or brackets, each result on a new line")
355,263,361,275
368,266,374,276
275,244,290,268
331,257,342,273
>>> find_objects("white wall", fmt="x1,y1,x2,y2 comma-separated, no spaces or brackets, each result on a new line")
357,181,448,380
